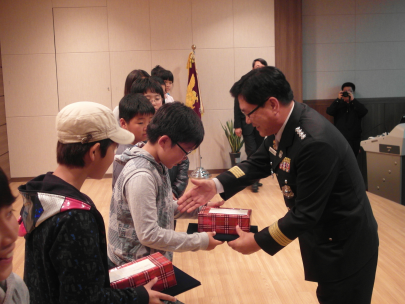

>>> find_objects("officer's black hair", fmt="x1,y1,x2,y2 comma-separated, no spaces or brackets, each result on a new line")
230,66,294,106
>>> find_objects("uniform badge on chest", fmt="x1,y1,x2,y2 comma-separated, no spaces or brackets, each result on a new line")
279,157,291,173
281,180,294,199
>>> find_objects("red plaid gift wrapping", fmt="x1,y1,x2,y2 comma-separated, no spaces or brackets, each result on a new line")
109,252,177,291
198,206,251,235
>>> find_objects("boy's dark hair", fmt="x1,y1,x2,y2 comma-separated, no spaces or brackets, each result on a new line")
252,58,268,68
230,66,293,106
130,78,165,103
124,70,150,95
147,102,204,148
57,139,114,168
0,167,15,207
150,76,165,87
119,93,155,123
151,65,165,76
151,65,174,82
341,82,356,92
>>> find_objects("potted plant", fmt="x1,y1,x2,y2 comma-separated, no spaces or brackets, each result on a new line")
221,120,244,166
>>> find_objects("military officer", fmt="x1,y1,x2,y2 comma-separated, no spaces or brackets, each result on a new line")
178,66,379,304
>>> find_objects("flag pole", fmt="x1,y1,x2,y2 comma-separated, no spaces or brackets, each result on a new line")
188,45,210,179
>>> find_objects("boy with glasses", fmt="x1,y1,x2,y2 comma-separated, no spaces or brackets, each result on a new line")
131,78,165,111
108,102,223,267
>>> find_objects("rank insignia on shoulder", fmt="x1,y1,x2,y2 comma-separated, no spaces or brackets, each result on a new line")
295,126,307,140
279,157,291,172
228,166,245,178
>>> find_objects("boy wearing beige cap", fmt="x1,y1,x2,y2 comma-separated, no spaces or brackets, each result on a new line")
18,102,175,304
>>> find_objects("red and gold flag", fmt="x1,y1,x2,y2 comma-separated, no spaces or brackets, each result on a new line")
186,52,203,118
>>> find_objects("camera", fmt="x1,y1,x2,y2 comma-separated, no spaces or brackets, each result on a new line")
342,91,349,98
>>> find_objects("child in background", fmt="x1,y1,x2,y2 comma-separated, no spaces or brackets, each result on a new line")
18,102,175,304
113,69,150,122
112,94,155,189
150,76,168,104
108,102,223,266
151,66,174,103
130,78,190,201
0,168,29,304
131,78,165,111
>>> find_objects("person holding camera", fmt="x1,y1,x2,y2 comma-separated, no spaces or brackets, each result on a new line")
326,82,368,157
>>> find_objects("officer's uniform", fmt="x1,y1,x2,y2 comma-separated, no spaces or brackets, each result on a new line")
217,101,379,303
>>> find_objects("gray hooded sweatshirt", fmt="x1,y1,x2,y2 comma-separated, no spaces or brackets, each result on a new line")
108,144,208,266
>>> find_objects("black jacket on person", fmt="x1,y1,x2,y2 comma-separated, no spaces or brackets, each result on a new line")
217,101,379,283
326,98,368,141
18,172,148,304
234,97,254,135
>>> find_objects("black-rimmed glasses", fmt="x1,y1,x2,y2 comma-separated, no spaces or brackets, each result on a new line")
175,142,193,156
244,104,261,118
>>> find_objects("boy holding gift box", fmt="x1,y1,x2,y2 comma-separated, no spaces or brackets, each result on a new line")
18,102,175,304
108,102,223,266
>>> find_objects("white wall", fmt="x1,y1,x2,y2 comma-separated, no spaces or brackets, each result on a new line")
0,0,275,178
303,0,405,100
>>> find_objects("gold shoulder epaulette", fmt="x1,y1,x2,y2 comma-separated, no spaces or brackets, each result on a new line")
268,221,292,247
228,166,245,178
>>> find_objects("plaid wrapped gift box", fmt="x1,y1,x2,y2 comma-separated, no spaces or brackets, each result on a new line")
109,252,177,291
198,206,252,235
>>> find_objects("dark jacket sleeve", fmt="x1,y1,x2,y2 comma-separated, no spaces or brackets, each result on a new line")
50,211,149,304
351,98,368,118
326,98,345,116
217,138,273,200
170,157,190,198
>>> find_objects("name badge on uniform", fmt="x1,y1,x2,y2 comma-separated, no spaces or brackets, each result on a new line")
269,146,276,156
279,157,291,172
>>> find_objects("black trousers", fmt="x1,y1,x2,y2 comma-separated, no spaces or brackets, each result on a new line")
316,250,378,304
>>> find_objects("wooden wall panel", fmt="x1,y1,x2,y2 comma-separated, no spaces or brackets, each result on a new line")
0,44,10,178
275,0,302,102
0,96,5,125
0,58,3,97
304,99,334,124
0,124,8,156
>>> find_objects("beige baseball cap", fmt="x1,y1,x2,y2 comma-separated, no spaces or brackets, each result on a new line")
56,101,134,145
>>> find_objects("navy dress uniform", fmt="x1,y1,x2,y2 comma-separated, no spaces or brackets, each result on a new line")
216,101,379,303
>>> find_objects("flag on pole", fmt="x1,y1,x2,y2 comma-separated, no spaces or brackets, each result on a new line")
186,51,203,118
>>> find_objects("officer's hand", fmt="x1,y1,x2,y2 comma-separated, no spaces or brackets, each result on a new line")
228,226,261,255
235,128,242,137
177,179,216,213
144,277,176,304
